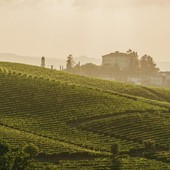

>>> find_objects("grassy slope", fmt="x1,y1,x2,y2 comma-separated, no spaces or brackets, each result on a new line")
0,62,170,169
1,62,170,102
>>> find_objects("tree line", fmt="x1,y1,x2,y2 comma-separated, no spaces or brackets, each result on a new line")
66,50,160,79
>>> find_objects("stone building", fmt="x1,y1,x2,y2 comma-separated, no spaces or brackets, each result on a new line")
102,51,133,70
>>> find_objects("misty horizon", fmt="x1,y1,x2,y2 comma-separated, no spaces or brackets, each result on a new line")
0,51,170,71
0,0,170,63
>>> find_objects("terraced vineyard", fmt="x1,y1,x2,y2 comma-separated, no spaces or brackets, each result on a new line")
0,62,170,169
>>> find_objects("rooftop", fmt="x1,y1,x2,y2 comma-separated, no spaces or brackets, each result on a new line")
102,51,129,58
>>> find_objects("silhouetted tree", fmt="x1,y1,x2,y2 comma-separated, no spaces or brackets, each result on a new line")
66,54,74,71
72,63,81,74
41,56,45,68
126,49,140,74
80,63,100,77
22,143,39,159
140,55,159,76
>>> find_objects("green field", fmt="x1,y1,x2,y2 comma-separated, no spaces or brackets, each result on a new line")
0,62,170,169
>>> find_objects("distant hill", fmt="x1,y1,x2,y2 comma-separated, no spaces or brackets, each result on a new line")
0,53,66,69
0,53,101,71
1,53,169,72
0,62,170,168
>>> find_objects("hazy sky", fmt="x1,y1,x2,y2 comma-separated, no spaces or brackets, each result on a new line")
0,0,170,61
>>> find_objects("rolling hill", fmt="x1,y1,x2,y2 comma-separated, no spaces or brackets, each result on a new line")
0,62,170,169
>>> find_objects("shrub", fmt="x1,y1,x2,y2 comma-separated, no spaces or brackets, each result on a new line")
0,141,10,156
22,143,39,158
0,141,31,170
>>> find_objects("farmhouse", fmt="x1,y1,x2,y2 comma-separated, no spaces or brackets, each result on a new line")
102,51,133,70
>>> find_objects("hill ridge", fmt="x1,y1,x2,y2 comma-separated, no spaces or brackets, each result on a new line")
0,62,170,169
1,61,170,101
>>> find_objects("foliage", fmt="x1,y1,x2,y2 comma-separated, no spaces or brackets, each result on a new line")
66,54,74,71
11,152,30,170
140,55,159,75
66,50,161,82
0,141,35,170
0,141,10,156
126,49,140,74
1,62,169,101
22,143,39,158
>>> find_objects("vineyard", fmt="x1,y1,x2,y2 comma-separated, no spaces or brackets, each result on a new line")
0,62,170,169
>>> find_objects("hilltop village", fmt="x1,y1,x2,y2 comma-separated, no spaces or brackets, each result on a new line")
41,50,170,88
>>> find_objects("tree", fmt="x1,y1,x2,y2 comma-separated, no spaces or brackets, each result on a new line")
41,56,45,68
80,63,100,77
140,55,159,76
72,62,81,74
126,49,140,74
66,54,74,71
22,143,39,159
0,141,10,156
